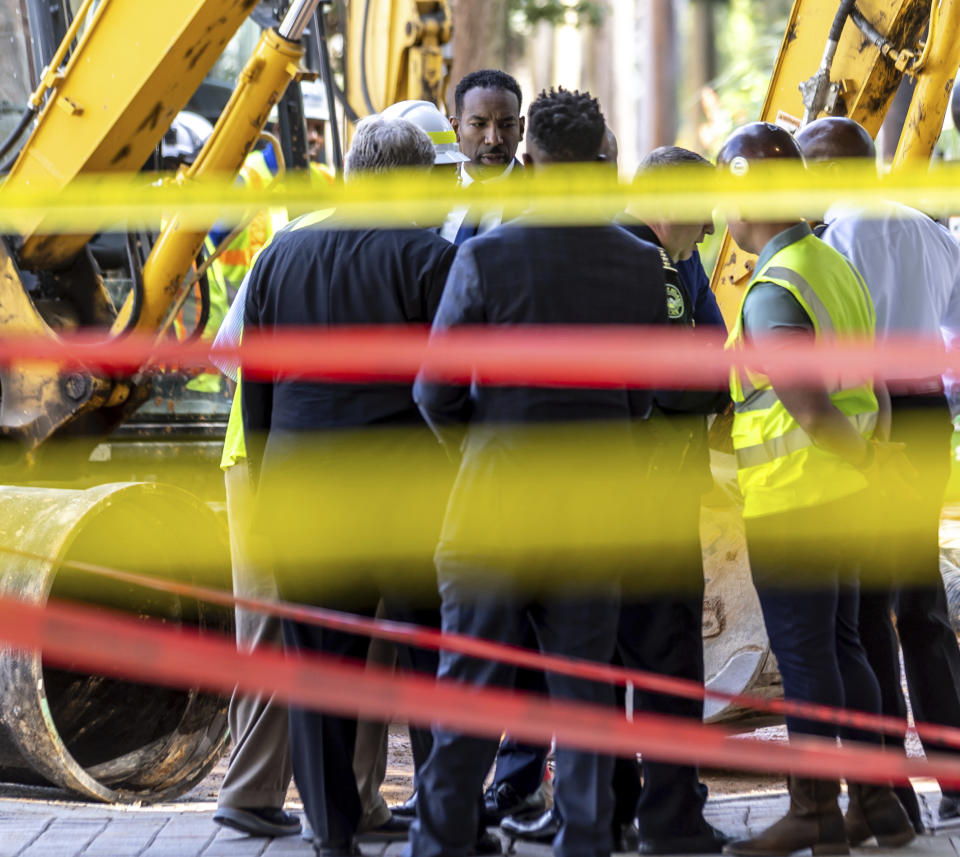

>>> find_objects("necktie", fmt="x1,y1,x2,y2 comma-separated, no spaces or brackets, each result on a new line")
454,215,480,246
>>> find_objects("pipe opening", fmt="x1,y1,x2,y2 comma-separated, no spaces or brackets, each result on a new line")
22,485,231,798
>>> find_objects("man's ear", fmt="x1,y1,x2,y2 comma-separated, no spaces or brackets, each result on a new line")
518,116,526,141
523,152,534,168
450,116,460,141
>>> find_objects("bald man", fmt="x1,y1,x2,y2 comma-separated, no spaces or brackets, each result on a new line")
799,116,960,827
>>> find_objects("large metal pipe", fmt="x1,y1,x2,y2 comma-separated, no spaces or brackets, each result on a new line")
0,482,231,803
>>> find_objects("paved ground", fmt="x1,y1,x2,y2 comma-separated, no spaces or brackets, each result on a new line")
3,784,960,857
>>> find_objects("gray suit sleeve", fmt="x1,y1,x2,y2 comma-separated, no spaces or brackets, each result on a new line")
414,245,485,449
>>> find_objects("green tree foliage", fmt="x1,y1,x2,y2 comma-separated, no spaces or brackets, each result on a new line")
707,0,793,149
509,0,607,28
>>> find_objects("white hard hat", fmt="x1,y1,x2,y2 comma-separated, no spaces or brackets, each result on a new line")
380,100,469,165
161,110,213,164
301,80,330,122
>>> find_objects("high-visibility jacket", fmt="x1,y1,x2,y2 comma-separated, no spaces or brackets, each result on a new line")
221,375,246,470
189,151,287,393
726,223,879,518
203,150,284,312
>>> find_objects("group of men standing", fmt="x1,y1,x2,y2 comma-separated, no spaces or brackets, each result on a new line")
209,66,960,857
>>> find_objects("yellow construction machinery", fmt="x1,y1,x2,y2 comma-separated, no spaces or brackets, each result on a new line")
0,0,958,800
709,0,960,322
0,0,451,802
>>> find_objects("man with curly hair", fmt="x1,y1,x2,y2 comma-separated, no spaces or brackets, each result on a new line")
406,88,670,857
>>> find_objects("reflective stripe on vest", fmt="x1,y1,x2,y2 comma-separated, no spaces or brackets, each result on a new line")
725,230,878,518
735,411,877,469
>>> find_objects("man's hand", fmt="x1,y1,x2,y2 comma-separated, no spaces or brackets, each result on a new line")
859,439,920,501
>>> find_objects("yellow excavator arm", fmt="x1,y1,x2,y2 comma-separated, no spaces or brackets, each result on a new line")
710,0,960,325
344,0,451,116
0,0,450,466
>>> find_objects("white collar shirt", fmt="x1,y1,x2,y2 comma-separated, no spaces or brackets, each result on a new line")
440,161,516,243
821,200,960,386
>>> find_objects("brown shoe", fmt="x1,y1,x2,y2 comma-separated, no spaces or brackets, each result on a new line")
723,777,849,857
844,783,915,847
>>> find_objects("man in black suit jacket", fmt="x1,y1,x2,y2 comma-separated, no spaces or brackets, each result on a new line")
242,115,456,857
407,88,669,857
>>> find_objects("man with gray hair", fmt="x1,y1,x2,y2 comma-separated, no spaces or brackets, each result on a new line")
241,115,457,857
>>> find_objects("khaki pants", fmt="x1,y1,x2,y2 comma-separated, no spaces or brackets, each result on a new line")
218,460,394,821
218,461,294,810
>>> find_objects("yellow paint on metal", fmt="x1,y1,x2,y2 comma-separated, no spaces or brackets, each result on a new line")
344,0,452,122
893,0,960,167
3,0,259,271
709,0,940,329
112,27,306,338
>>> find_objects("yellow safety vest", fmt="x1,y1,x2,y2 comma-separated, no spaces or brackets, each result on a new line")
726,226,878,518
190,151,287,393
221,376,246,470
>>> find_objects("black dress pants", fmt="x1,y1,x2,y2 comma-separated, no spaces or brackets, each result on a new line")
282,598,440,850
858,394,960,794
409,583,619,857
613,494,711,838
492,618,551,797
746,491,882,744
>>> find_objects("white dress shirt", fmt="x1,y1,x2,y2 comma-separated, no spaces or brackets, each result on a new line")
439,161,516,243
821,200,960,387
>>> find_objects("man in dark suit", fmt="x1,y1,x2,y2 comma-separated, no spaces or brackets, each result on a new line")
242,115,456,857
406,88,670,857
414,67,552,829
501,144,730,854
440,69,527,246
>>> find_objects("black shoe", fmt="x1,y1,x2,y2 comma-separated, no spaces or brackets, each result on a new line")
940,794,960,822
500,807,560,844
895,783,926,834
315,843,360,857
391,790,418,819
613,821,640,853
213,806,301,838
357,812,412,841
637,824,730,855
472,830,504,855
483,782,548,826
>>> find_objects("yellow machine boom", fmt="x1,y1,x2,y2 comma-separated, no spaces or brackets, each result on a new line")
710,0,960,325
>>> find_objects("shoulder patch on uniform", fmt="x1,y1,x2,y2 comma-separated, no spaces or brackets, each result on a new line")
666,283,685,319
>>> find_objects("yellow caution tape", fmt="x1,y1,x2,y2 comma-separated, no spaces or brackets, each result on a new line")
1,160,959,233
19,419,954,596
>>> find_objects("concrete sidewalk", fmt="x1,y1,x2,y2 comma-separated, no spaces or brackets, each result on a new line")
3,787,960,857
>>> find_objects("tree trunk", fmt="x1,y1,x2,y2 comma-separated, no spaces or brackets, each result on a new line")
687,0,717,141
447,0,511,113
645,0,677,150
583,4,616,127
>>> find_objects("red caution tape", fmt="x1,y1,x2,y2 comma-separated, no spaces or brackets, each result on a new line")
5,544,956,754
6,590,960,786
0,327,955,389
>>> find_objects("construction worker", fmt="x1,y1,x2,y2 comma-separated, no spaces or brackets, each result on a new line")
717,122,914,857
381,99,470,174
302,80,330,167
797,116,960,830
